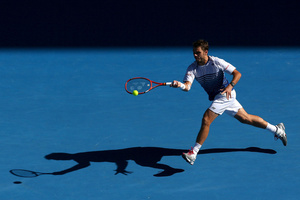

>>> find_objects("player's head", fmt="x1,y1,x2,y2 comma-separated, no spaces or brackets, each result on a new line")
193,39,209,51
193,39,209,65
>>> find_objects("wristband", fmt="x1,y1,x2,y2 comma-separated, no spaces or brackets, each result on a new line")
180,83,186,90
230,82,235,87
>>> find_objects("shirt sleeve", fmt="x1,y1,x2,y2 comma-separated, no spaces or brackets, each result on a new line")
215,57,236,74
183,63,196,83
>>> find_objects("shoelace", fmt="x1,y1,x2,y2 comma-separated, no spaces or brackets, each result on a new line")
274,131,286,141
274,126,281,141
187,148,194,155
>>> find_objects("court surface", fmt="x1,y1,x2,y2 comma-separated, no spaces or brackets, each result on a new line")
0,47,299,200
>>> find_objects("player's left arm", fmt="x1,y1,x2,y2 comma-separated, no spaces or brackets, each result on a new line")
221,69,241,99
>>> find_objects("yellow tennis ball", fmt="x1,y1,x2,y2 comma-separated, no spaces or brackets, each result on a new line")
132,90,139,96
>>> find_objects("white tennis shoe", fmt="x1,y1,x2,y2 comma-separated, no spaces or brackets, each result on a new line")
275,123,287,146
182,148,197,165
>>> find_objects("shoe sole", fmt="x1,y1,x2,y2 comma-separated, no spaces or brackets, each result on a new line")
281,134,287,146
278,123,287,146
182,154,194,165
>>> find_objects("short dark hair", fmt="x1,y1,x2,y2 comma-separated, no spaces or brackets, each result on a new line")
193,39,209,51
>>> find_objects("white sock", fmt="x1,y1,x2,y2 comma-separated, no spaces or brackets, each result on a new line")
266,123,277,135
193,143,202,154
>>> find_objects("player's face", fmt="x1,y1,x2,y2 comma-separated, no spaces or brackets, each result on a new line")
193,47,208,65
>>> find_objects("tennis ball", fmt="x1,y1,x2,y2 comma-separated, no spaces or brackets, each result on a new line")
132,90,139,96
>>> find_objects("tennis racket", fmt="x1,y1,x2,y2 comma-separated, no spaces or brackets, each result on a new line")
125,77,172,95
10,169,53,178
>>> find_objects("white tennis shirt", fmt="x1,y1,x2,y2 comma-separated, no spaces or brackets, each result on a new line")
183,56,236,101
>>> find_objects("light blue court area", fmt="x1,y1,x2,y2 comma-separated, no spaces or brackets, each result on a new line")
0,47,299,200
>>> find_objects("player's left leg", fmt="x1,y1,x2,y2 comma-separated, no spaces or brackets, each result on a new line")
234,108,267,128
234,108,287,146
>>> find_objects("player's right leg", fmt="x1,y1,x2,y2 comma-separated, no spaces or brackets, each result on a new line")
182,109,219,165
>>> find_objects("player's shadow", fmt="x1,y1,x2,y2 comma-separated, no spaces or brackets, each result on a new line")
44,147,276,177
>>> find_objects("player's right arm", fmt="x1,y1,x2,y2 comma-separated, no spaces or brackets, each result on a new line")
172,63,195,91
171,80,192,92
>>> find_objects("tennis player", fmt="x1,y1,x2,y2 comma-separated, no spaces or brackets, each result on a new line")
171,39,287,165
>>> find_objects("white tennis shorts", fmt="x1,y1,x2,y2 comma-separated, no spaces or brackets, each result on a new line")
209,89,242,117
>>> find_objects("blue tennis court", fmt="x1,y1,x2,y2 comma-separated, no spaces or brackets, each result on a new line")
0,47,299,200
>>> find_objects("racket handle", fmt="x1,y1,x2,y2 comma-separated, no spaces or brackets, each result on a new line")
165,82,172,86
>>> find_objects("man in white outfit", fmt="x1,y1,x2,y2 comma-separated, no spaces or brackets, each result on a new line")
171,39,287,165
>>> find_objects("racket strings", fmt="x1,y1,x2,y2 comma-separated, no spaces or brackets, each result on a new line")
126,79,151,93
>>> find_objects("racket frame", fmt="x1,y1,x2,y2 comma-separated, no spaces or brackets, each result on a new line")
125,77,171,94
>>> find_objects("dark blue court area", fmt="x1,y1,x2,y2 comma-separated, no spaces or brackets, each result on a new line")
1,47,299,199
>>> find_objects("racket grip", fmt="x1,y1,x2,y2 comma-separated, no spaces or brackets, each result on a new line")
165,82,172,86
